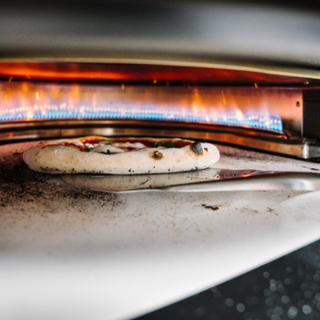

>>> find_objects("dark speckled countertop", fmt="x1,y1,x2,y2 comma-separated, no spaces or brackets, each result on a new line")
135,240,320,320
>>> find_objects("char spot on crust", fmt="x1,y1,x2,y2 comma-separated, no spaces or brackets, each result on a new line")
190,142,203,155
152,150,163,160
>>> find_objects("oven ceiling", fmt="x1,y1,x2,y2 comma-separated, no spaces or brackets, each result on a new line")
1,1,320,79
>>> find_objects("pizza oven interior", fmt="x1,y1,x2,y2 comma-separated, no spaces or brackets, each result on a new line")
2,0,320,158
1,62,320,161
1,0,320,159
2,1,320,320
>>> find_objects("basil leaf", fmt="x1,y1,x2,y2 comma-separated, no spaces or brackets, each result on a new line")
84,148,94,152
154,141,175,148
102,150,111,155
99,140,112,145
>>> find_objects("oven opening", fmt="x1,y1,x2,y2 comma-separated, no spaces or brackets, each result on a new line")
0,62,319,160
1,81,296,132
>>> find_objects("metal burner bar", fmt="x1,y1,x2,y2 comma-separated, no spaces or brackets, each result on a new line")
0,119,319,160
0,82,301,133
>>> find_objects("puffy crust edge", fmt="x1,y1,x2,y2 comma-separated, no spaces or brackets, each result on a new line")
23,141,220,175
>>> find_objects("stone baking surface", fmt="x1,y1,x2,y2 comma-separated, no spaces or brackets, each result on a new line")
1,141,320,320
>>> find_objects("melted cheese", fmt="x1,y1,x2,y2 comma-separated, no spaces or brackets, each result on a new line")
60,140,149,154
112,142,147,149
84,143,94,149
92,142,147,154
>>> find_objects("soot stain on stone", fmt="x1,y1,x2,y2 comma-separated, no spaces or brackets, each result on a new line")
0,153,122,210
240,206,259,214
267,207,279,216
202,204,219,211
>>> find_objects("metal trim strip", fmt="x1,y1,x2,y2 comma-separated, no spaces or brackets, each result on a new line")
0,120,319,159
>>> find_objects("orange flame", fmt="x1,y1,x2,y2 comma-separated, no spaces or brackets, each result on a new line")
0,82,296,133
192,103,198,115
235,109,244,121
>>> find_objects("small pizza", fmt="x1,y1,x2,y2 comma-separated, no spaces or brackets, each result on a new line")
23,136,220,175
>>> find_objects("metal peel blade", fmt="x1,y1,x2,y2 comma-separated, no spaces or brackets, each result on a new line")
162,172,320,192
62,169,320,193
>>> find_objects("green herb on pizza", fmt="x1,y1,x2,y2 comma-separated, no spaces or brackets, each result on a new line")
98,140,113,145
154,141,175,148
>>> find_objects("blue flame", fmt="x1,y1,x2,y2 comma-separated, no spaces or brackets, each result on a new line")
0,102,283,132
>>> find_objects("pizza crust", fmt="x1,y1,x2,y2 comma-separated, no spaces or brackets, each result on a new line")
23,137,220,175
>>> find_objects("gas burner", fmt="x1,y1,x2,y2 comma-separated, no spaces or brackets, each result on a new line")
0,77,320,160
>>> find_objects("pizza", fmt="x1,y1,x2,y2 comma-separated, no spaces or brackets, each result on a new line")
23,136,220,175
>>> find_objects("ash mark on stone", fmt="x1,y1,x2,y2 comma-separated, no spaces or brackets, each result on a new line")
0,153,122,209
267,207,279,216
202,204,219,211
240,206,258,214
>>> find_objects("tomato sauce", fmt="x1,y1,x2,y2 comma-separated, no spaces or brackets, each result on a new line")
48,137,194,153
79,137,193,149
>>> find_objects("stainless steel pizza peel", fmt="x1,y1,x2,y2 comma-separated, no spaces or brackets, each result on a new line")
62,168,320,193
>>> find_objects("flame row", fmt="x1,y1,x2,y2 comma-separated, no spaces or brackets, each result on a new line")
0,102,283,132
0,83,285,132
